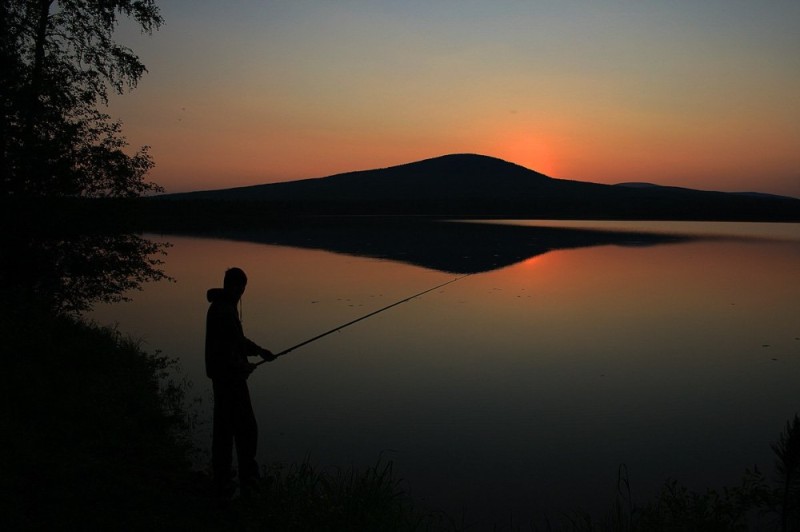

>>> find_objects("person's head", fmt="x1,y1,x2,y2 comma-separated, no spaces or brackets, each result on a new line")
223,267,247,300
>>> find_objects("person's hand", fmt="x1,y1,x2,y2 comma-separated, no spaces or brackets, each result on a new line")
260,348,277,362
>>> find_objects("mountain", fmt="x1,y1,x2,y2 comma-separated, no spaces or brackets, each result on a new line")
157,154,800,221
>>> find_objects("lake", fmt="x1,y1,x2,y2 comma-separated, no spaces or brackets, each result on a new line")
91,219,800,526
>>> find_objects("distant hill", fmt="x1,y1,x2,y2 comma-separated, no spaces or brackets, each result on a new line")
156,154,800,221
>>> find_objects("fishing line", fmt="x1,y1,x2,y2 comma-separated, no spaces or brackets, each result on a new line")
256,273,471,365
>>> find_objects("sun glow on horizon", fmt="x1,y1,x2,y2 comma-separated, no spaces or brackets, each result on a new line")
110,1,800,198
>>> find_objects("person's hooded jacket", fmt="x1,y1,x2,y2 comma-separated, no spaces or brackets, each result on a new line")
205,287,262,380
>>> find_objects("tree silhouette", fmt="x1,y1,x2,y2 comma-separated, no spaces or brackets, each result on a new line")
1,0,162,196
1,1,168,314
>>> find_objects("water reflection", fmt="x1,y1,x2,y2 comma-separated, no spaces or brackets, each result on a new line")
167,217,694,274
92,220,800,527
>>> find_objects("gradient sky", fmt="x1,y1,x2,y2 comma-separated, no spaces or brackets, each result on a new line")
109,1,800,197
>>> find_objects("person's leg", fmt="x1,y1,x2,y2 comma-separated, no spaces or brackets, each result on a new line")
211,380,236,495
232,380,260,489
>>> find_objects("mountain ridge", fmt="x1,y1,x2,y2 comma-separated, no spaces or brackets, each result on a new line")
170,154,556,201
156,154,800,221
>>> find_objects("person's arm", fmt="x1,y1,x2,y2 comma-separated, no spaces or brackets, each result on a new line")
243,336,276,362
210,309,257,377
243,336,262,356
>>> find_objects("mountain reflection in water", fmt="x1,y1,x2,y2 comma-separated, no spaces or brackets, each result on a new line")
167,217,694,274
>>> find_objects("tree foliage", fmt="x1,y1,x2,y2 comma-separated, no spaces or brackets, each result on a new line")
0,1,168,315
1,0,163,197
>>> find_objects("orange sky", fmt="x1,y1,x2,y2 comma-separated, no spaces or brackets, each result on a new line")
110,2,800,198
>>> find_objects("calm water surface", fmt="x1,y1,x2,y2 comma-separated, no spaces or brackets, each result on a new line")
91,220,800,525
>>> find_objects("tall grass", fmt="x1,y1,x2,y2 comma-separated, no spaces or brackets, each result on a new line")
541,446,797,531
230,456,446,531
773,415,800,531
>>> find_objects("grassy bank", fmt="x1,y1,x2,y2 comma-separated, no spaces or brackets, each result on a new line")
2,310,797,531
1,311,204,529
0,311,436,531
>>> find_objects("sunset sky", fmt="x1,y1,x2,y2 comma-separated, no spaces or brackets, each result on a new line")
109,1,800,198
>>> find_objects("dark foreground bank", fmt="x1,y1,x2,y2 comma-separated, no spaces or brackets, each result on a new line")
2,310,798,531
0,310,439,531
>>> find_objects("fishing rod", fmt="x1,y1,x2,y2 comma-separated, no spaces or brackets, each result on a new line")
256,273,471,365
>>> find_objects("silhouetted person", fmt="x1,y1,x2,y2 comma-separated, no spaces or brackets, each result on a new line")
205,267,275,498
